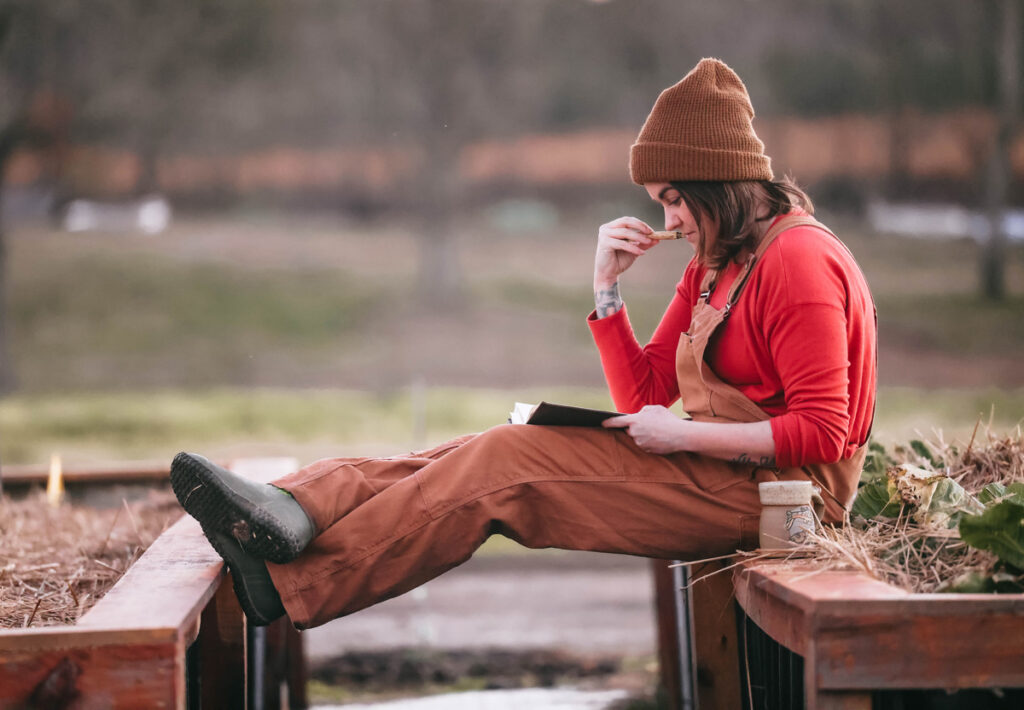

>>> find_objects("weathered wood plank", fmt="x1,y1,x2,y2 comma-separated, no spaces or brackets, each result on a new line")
2,462,170,485
285,618,308,709
733,564,815,657
807,688,872,710
690,561,743,710
199,575,247,710
0,457,302,709
0,641,180,709
0,503,224,709
735,561,1024,692
812,608,1024,689
78,516,224,637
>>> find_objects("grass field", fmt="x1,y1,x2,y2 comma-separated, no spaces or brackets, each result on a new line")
2,205,1022,466
1,384,1021,468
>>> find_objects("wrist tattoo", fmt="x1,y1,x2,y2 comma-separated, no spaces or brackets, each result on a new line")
731,452,776,467
595,282,623,319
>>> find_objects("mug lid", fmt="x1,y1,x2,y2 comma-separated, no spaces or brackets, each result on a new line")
758,480,814,505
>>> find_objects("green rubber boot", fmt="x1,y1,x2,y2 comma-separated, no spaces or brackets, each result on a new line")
171,452,315,564
205,527,285,626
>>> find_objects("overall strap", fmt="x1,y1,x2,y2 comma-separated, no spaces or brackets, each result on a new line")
696,215,834,300
723,215,834,311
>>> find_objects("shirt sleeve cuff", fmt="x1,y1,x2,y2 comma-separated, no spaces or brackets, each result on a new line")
769,415,795,469
587,304,631,335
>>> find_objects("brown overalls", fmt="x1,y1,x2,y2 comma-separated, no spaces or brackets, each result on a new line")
267,215,868,629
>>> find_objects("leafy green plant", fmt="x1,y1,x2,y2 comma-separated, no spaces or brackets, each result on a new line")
851,473,903,520
862,440,896,479
959,501,1024,570
908,439,942,468
977,482,1024,507
851,463,983,527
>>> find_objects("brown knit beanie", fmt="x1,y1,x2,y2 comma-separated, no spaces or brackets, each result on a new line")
630,58,773,184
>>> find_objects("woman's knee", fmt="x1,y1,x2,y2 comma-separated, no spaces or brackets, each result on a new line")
463,423,539,456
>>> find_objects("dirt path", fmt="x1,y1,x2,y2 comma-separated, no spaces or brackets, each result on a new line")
304,551,657,660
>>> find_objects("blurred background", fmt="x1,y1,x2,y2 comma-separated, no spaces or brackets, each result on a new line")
1,0,1023,705
1,0,1022,466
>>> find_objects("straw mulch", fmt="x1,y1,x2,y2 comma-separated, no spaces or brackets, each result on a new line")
0,490,182,628
803,428,1024,594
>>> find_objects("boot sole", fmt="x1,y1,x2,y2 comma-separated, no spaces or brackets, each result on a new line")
171,452,306,564
203,527,283,626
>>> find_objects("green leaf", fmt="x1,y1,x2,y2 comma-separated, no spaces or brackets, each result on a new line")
920,477,984,527
978,482,1024,507
851,475,903,519
1008,483,1024,505
909,439,940,467
939,570,1024,594
939,571,995,593
863,440,895,478
960,501,1024,569
887,464,984,528
979,483,1007,506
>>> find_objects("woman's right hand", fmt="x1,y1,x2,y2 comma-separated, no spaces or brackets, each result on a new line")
593,216,656,289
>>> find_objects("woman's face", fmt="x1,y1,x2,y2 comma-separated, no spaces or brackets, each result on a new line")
644,182,703,249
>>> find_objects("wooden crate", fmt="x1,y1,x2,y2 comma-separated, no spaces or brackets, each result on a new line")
733,560,1024,710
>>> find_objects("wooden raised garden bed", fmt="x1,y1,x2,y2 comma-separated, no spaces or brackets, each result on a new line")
0,459,305,710
733,559,1024,710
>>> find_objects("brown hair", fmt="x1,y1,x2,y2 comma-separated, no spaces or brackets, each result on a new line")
670,177,813,270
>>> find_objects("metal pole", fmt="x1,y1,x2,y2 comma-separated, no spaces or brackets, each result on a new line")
248,624,266,710
672,563,698,710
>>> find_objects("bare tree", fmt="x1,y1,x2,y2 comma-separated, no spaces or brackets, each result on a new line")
0,0,274,393
982,0,1020,300
70,1,275,194
0,0,71,394
349,0,507,305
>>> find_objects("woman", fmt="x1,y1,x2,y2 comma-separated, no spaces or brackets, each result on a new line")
170,58,876,628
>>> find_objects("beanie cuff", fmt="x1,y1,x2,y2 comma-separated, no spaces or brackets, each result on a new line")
630,142,774,185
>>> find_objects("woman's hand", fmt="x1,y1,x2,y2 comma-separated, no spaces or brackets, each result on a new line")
605,413,779,464
593,216,656,290
602,405,687,455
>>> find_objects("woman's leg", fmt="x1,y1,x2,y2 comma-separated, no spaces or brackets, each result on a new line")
271,434,476,533
268,424,765,629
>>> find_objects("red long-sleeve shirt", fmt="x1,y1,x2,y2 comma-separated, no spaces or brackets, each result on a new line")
588,220,876,468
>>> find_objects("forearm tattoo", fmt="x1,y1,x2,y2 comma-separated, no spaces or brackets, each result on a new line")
731,452,777,467
594,282,623,318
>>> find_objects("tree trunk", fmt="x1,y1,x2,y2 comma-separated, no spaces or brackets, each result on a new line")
135,124,164,196
0,162,5,493
0,203,15,395
981,0,1020,301
416,210,464,310
0,129,17,395
406,0,468,309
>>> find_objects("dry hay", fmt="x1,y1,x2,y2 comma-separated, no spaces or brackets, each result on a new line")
802,515,999,594
802,426,1024,594
0,490,182,628
949,425,1024,491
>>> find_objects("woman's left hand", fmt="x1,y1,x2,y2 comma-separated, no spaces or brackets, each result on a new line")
602,405,687,454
